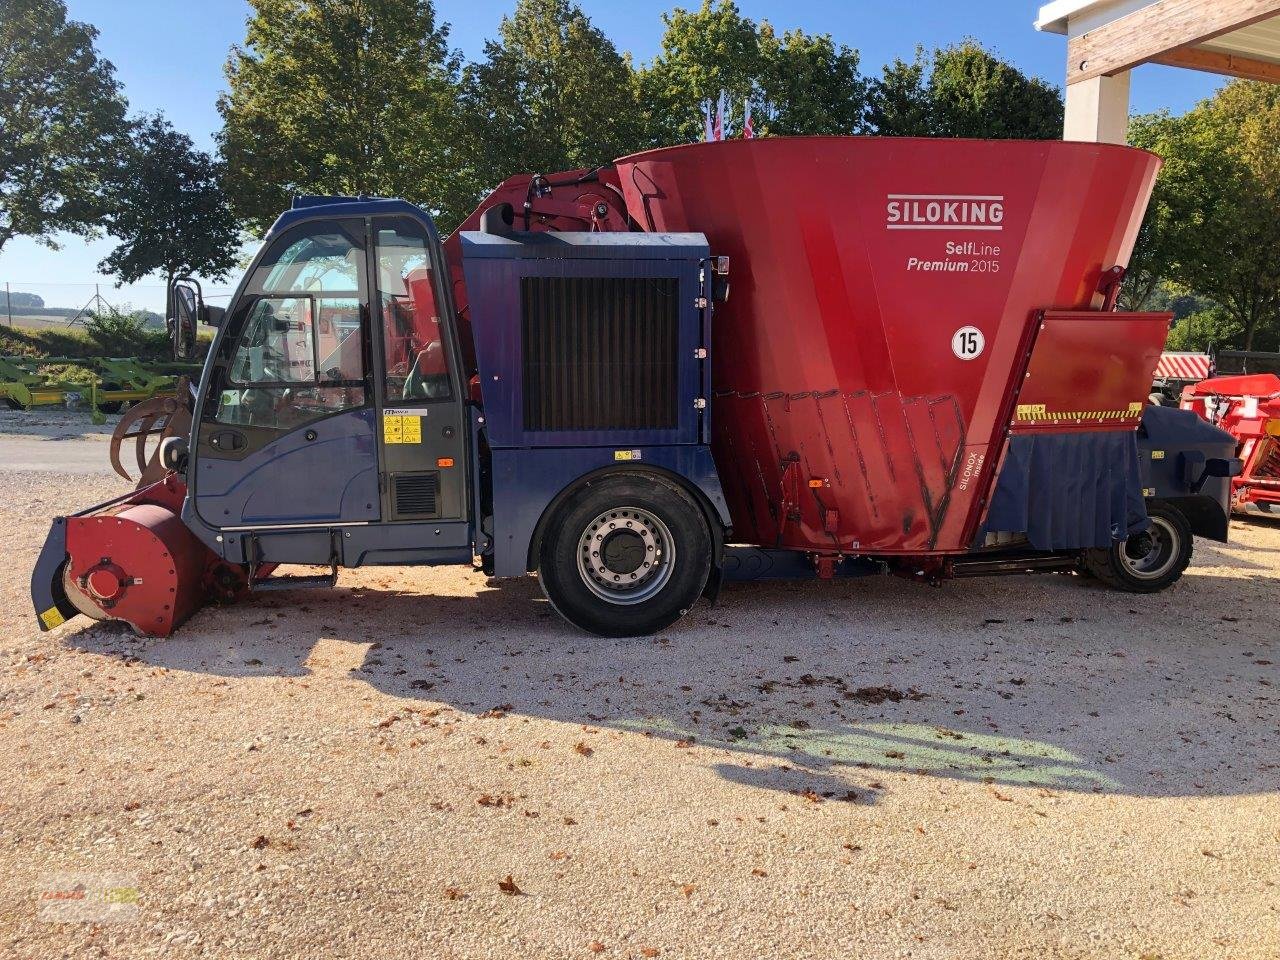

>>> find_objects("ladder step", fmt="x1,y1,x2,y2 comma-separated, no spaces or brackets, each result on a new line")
250,572,337,593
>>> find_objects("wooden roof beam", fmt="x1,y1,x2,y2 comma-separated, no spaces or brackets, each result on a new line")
1066,0,1280,84
1152,46,1280,83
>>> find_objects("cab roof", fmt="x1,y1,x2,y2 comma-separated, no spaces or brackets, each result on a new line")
267,196,434,237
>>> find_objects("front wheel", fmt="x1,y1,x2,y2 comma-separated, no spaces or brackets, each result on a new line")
538,474,713,637
1082,502,1193,593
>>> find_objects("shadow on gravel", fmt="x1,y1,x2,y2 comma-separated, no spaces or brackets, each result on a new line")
62,565,1280,802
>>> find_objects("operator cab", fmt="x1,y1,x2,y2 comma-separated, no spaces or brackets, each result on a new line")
178,198,472,568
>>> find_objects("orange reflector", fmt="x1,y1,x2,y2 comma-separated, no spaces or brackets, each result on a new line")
808,479,827,488
437,457,455,468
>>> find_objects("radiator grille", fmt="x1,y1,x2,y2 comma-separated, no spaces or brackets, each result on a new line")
521,276,680,432
391,472,439,519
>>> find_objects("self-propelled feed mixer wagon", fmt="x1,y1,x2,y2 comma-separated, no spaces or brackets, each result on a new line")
32,137,1242,638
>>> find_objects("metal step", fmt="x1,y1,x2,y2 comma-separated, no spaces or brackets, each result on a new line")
245,529,339,593
949,554,1077,578
250,570,337,593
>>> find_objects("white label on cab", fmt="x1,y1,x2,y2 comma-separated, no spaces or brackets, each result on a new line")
951,326,985,361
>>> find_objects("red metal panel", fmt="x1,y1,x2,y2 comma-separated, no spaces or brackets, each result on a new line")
1010,311,1171,435
610,138,1162,554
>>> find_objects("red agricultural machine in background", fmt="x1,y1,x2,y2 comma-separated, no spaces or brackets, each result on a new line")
1181,373,1280,514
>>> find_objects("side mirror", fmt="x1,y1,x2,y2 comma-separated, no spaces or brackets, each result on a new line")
168,277,202,361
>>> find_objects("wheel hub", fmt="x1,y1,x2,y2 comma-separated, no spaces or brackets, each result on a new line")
576,507,676,605
1119,517,1178,580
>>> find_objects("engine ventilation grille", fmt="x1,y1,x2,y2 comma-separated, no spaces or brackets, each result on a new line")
391,472,439,519
521,276,680,432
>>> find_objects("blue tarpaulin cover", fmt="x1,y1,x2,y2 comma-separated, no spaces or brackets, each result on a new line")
980,430,1149,551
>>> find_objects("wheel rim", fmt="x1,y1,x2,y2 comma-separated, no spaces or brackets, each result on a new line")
1118,516,1180,581
576,506,676,605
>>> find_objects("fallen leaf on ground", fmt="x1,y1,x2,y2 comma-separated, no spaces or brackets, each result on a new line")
498,875,522,895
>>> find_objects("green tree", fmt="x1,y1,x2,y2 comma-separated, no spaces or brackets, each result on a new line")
638,1,865,145
755,25,865,136
864,49,933,137
639,1,764,145
218,0,468,233
867,40,1063,139
99,114,240,289
928,41,1062,139
462,0,642,193
1129,82,1280,352
1123,109,1250,312
0,0,129,253
1198,81,1280,352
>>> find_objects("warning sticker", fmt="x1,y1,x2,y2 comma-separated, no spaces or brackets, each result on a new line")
39,607,65,630
383,412,423,444
1015,402,1144,424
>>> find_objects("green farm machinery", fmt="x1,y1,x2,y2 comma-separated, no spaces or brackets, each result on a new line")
0,356,199,414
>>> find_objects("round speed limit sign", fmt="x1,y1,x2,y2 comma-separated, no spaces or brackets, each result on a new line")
951,326,985,361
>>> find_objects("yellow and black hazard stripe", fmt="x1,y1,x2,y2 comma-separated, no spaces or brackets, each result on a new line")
1015,402,1144,423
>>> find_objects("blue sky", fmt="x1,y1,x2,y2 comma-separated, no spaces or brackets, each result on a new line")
1,0,1225,313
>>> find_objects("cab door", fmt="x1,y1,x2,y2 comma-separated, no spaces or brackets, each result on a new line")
193,217,380,540
371,216,467,523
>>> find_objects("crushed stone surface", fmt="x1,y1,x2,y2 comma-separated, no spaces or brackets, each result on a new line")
0,427,1277,959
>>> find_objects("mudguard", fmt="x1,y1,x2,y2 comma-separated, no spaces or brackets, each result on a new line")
31,517,76,631
1137,405,1241,542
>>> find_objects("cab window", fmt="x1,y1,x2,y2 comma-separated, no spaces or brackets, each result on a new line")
377,219,452,401
212,220,369,431
251,221,365,294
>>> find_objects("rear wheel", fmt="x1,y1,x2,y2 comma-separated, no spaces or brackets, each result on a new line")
1082,502,1193,593
538,475,713,637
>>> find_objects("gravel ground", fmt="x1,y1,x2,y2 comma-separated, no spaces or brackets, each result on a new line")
0,417,1278,959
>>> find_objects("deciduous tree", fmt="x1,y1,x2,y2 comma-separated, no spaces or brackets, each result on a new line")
462,0,642,193
0,0,129,253
867,40,1063,139
638,1,865,145
1123,109,1250,313
1128,83,1280,352
218,0,467,232
99,114,241,289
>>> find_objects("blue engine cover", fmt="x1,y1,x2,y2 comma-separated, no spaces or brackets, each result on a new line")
459,230,731,576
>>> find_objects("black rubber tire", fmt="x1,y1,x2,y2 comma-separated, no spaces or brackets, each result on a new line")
537,474,713,637
1082,502,1193,593
1259,502,1274,514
